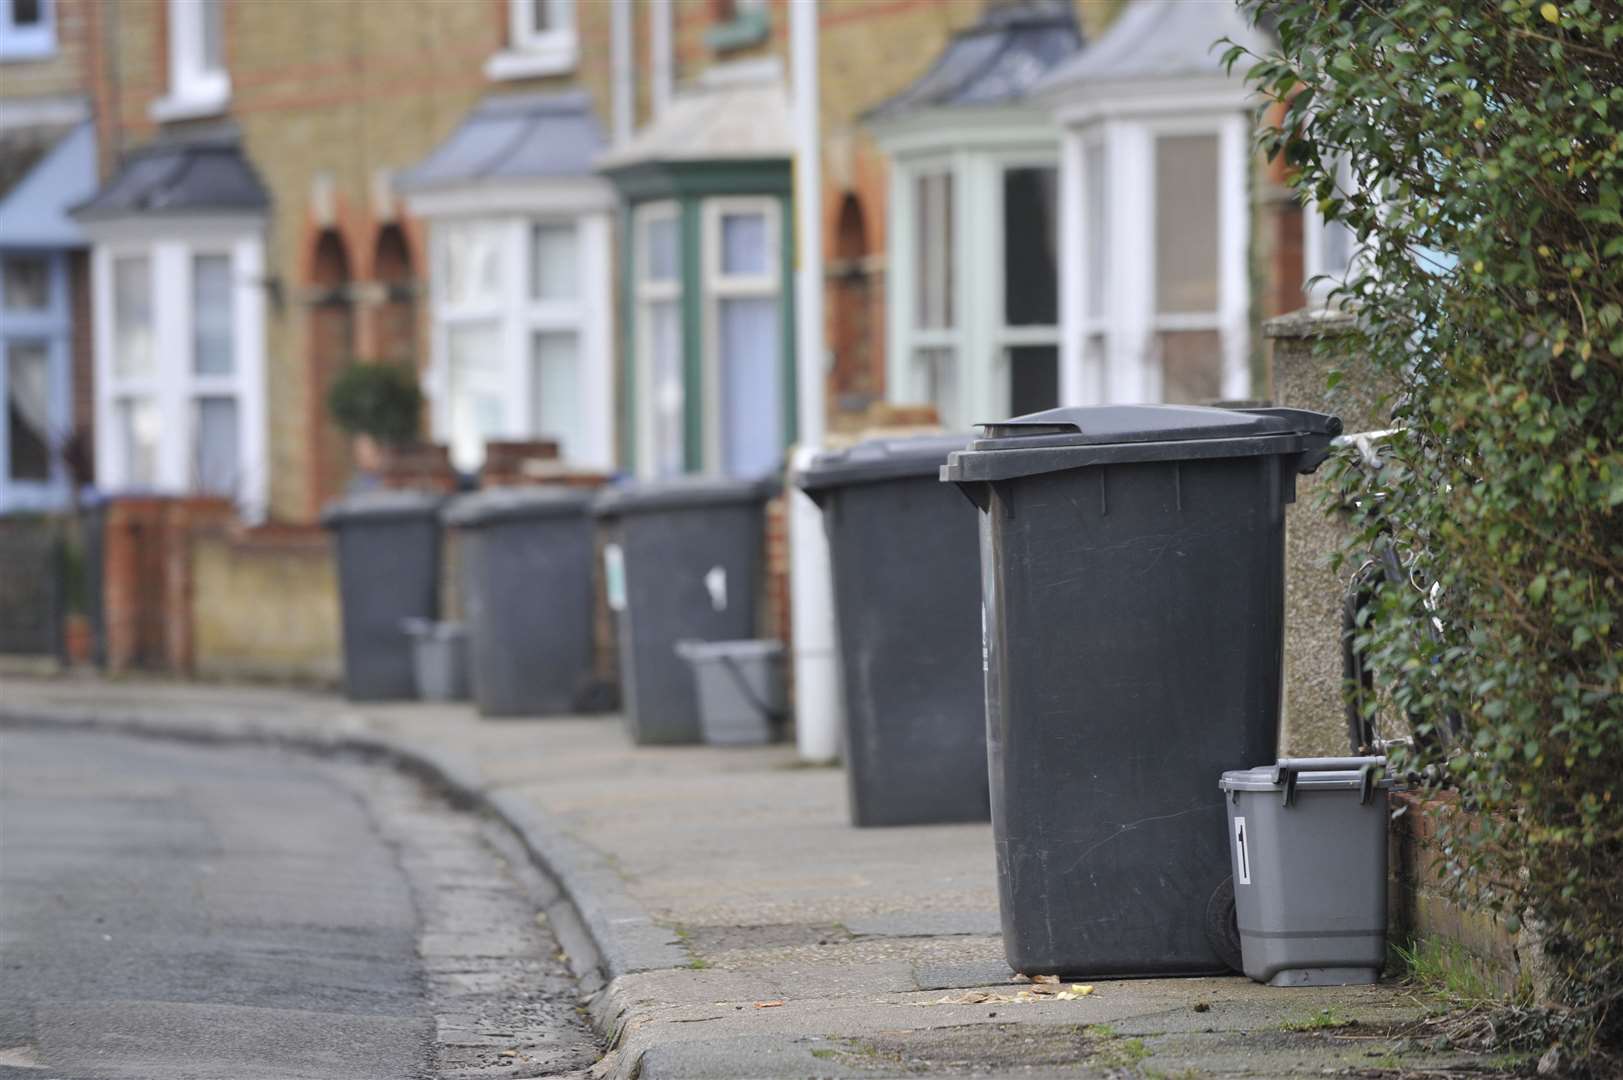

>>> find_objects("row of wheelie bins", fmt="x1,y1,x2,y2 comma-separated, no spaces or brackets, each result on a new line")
326,403,1374,984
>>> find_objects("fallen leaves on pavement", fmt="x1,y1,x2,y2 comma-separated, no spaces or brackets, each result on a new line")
927,984,1094,1006
754,1000,785,1009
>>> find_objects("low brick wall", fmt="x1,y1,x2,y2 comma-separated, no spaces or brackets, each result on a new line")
190,524,341,686
1389,790,1543,998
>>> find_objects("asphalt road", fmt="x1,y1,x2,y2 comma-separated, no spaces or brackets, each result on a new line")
0,729,598,1080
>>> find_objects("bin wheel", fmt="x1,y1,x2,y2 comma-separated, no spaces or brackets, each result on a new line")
1205,876,1243,973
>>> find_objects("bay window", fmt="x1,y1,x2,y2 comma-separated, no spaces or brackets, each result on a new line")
1,252,70,507
91,228,267,516
428,211,612,473
886,147,1062,429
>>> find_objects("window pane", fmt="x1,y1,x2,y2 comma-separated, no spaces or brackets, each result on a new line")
531,330,581,459
531,0,554,32
446,322,503,472
911,346,955,426
1008,344,1058,417
719,212,767,276
1083,143,1108,319
1003,167,1057,327
192,395,238,495
718,296,780,476
646,299,683,475
116,396,161,487
442,222,503,307
200,0,223,72
7,341,51,482
1156,329,1223,405
114,256,155,379
1083,333,1107,403
531,223,578,302
644,215,678,283
2,256,49,311
192,254,234,375
1154,135,1220,314
914,172,954,329
14,0,43,27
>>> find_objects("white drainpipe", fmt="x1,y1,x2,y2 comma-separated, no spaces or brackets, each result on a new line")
788,0,841,763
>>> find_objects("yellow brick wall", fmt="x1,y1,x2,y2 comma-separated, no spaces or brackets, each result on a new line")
190,527,341,685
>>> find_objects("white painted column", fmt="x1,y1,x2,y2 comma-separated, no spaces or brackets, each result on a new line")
1218,112,1252,401
581,210,616,471
1057,127,1085,406
1106,123,1151,404
788,0,841,763
235,234,268,522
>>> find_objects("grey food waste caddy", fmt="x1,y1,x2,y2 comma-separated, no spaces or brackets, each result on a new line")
942,404,1341,977
1221,758,1392,987
403,619,471,702
593,476,774,745
799,434,988,826
444,487,597,717
676,638,786,745
322,490,444,701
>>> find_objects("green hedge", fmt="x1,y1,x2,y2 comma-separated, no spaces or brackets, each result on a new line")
1235,0,1621,1061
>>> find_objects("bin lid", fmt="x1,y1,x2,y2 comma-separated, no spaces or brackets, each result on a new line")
797,433,973,493
942,404,1341,483
592,474,780,518
443,485,594,527
320,489,444,527
1219,765,1393,793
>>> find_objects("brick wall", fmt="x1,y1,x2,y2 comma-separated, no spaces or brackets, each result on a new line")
0,0,93,100
102,496,235,673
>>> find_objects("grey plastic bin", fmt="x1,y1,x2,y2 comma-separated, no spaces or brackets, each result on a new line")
1220,757,1392,987
594,476,775,745
943,404,1340,977
676,638,786,746
403,619,471,702
444,486,596,717
798,434,987,827
322,491,444,701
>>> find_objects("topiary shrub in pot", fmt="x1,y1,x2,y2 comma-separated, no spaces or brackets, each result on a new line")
326,362,451,492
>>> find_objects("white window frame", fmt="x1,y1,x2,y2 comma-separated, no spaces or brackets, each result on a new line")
151,0,230,122
1060,108,1250,406
700,195,781,476
887,140,1062,429
423,205,614,474
0,250,71,512
633,200,682,478
0,0,56,61
88,220,267,520
1302,153,1362,306
487,0,577,81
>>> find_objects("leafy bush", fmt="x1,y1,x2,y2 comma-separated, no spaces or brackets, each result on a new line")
326,361,423,448
1234,0,1621,1061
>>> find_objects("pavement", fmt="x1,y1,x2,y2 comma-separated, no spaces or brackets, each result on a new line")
0,675,1513,1079
0,726,598,1080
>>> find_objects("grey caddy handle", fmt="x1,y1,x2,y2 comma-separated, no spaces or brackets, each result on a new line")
1271,756,1388,808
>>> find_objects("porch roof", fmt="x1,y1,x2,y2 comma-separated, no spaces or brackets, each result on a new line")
0,121,97,247
1034,0,1268,95
72,126,268,221
396,90,605,193
865,0,1082,121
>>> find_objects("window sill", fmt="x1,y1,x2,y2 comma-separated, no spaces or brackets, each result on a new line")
485,41,577,82
0,38,57,63
705,9,770,54
150,84,231,123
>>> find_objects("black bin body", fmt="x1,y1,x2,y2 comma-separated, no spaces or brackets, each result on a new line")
321,491,444,702
593,477,773,745
943,405,1339,977
799,434,988,827
445,487,596,717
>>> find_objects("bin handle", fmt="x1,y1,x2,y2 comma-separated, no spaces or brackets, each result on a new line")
1272,756,1387,808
